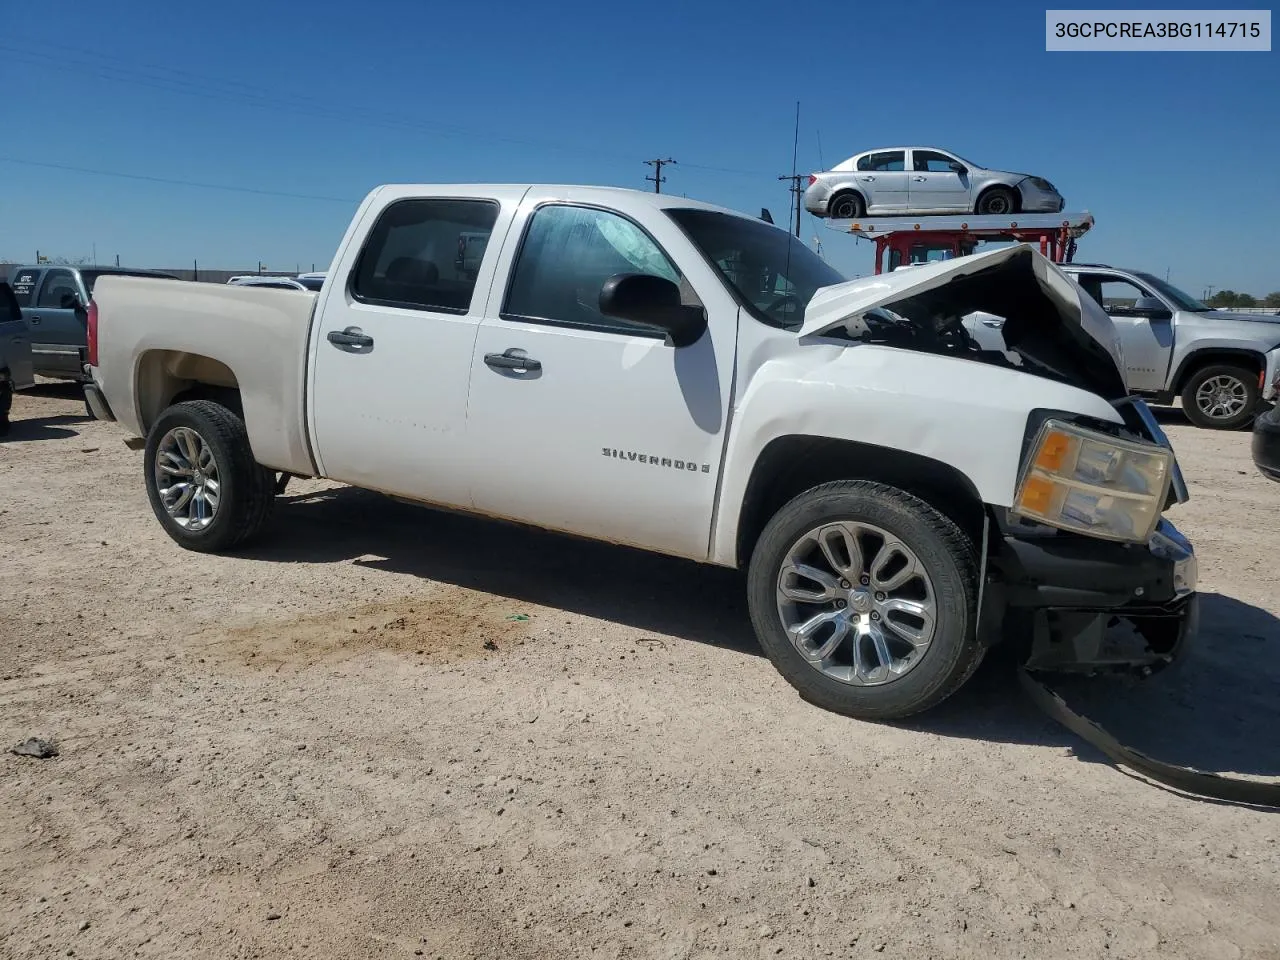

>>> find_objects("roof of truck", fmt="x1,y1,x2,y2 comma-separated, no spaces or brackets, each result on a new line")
369,183,747,216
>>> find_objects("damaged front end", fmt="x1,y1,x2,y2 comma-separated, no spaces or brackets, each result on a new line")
801,245,1199,678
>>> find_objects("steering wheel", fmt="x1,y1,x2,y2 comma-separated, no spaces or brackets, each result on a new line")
765,293,802,321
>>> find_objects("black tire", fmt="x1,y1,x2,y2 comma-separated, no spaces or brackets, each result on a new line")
976,186,1017,216
829,192,865,219
1180,363,1260,430
747,481,983,721
143,400,276,552
0,383,11,437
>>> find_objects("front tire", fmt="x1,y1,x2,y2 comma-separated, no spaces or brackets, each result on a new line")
143,400,276,552
1181,363,1259,430
747,481,983,721
976,187,1017,216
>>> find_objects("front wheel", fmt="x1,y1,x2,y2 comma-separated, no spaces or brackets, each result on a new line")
747,481,983,721
143,400,276,552
1181,363,1259,430
976,187,1016,216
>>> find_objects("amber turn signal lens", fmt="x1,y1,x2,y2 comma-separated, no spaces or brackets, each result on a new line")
1033,430,1073,472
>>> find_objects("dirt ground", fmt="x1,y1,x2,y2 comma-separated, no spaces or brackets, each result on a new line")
3,382,1278,960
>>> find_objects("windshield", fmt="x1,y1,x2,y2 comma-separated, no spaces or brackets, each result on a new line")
1133,272,1210,312
666,208,845,329
81,270,179,293
297,276,325,291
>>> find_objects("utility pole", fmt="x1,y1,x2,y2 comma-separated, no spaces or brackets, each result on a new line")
644,158,676,194
778,174,805,239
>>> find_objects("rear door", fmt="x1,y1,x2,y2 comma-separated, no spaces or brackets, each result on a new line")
907,149,971,212
308,187,525,508
27,268,87,377
0,282,35,389
855,150,909,214
1073,271,1173,392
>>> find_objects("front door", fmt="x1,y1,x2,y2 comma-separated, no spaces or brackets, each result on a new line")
1075,273,1173,392
907,150,971,212
465,192,736,559
308,190,523,507
26,268,87,377
855,150,909,214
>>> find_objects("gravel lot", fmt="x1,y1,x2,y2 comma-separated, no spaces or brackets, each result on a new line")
3,382,1278,960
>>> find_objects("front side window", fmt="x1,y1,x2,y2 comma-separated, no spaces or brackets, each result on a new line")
352,198,500,313
668,208,845,330
36,269,79,308
1077,274,1154,315
857,151,905,172
503,204,683,335
1134,272,1210,312
913,150,958,173
9,269,41,306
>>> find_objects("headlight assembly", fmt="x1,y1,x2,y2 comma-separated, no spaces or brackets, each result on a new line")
1012,419,1173,543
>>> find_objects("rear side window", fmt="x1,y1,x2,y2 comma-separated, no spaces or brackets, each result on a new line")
9,269,40,307
857,151,905,172
351,198,500,314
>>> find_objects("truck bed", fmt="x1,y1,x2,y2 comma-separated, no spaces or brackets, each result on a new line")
91,277,318,476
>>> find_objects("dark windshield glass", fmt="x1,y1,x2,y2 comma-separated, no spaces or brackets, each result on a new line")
1132,272,1210,312
297,276,325,291
666,208,845,330
81,270,179,293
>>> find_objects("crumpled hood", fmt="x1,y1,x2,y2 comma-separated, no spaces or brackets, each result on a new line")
798,244,1129,399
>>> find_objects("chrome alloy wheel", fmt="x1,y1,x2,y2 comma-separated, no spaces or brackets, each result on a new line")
154,426,220,530
775,521,937,686
1195,374,1249,421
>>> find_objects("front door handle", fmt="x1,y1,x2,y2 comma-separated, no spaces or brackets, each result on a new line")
980,317,1006,328
484,348,541,372
29,315,41,324
327,326,374,350
912,176,927,182
858,175,876,182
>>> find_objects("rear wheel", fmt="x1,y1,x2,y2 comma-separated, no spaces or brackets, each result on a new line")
747,481,983,720
976,187,1017,216
143,400,276,552
829,192,865,219
1181,363,1259,430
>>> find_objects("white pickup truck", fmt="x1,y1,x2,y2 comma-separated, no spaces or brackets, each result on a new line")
84,184,1198,720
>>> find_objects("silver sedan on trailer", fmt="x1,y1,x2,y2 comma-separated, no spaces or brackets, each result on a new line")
804,147,1065,219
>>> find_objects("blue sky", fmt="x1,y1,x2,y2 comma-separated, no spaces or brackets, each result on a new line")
2,0,1277,295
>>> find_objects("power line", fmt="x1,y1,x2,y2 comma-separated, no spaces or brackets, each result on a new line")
2,40,775,181
644,158,677,194
0,156,358,204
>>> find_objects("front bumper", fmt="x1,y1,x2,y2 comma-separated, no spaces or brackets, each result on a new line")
1253,402,1280,482
1013,183,1064,213
982,516,1198,674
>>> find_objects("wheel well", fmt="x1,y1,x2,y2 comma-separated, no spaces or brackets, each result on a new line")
829,189,864,213
1172,349,1263,394
135,349,242,434
976,184,1021,213
735,435,986,568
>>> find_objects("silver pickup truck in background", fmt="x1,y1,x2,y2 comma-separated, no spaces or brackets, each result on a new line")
967,263,1280,429
6,264,181,381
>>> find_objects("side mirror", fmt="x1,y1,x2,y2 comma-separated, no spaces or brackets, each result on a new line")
599,274,707,348
948,161,967,174
1128,296,1172,320
60,292,84,310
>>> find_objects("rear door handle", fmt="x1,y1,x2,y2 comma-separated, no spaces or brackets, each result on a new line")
912,176,927,182
327,327,374,349
484,348,541,372
980,317,1006,328
29,315,41,324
